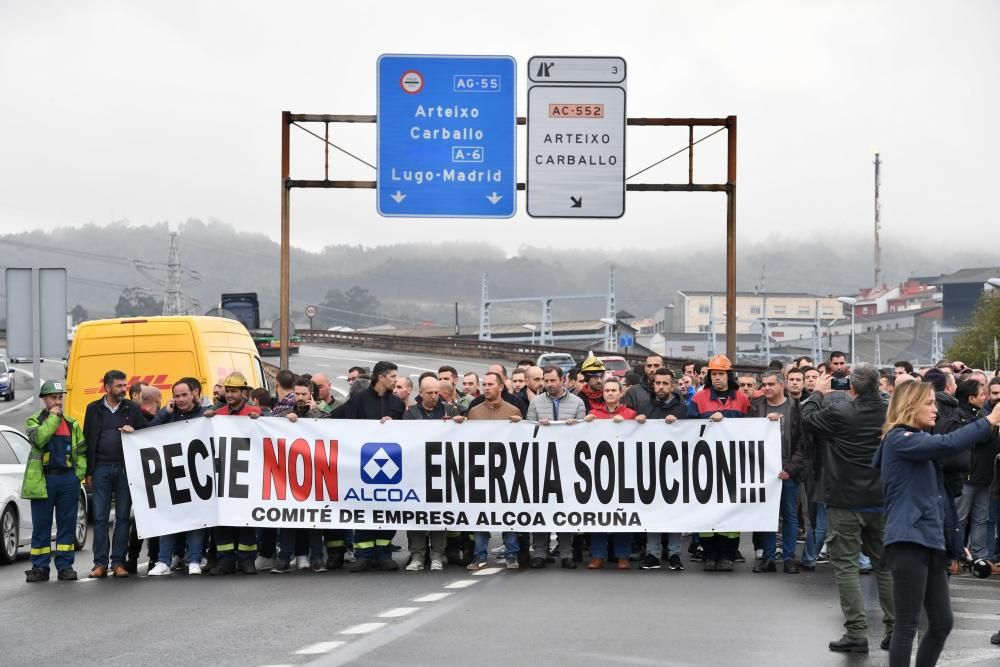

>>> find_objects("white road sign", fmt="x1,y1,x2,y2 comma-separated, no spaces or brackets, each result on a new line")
526,85,626,218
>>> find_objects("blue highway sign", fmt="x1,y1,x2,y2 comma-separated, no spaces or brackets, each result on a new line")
618,334,634,348
377,54,517,218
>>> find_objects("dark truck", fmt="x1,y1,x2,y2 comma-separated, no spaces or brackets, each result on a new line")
219,293,300,357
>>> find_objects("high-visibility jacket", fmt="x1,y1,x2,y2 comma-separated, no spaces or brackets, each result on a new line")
22,410,86,500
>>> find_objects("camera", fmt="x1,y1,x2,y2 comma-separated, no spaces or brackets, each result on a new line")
831,372,851,391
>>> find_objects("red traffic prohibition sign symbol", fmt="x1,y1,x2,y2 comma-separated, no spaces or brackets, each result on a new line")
400,70,424,94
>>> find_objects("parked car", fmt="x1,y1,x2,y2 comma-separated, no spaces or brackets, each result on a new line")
536,353,576,375
598,356,631,378
0,358,14,401
0,424,88,564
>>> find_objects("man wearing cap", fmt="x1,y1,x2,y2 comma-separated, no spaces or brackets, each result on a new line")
22,381,86,582
204,372,261,574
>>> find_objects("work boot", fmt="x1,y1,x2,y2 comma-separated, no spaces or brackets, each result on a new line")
703,560,718,572
89,565,108,578
326,553,344,570
208,560,236,576
374,559,399,571
880,631,893,651
783,560,800,574
828,636,869,653
586,558,605,570
561,558,577,569
57,569,78,581
716,559,734,572
753,559,777,573
25,568,49,583
530,556,546,569
350,559,373,573
237,560,258,575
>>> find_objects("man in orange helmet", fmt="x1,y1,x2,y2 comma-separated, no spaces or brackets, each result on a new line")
687,355,751,572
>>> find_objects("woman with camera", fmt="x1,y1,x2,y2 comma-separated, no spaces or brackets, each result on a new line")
873,380,1000,666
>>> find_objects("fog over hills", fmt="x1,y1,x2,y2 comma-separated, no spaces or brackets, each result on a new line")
1,219,996,328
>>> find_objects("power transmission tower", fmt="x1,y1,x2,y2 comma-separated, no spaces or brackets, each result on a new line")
163,232,185,316
478,273,492,340
874,152,883,289
606,265,617,351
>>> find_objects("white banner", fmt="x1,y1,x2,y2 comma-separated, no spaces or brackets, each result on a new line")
124,417,781,538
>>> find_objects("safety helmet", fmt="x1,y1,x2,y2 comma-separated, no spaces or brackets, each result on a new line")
39,380,65,397
706,354,733,372
972,558,993,579
222,372,250,389
580,354,606,374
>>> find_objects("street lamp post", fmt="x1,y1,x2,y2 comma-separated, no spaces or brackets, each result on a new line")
599,317,616,352
522,323,537,346
837,297,858,365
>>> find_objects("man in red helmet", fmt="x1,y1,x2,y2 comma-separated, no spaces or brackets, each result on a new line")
687,355,751,572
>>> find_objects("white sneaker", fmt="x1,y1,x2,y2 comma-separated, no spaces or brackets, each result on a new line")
295,555,310,570
405,559,424,571
343,550,355,563
429,559,443,571
170,554,184,570
188,563,202,576
754,549,764,560
490,544,506,554
148,562,171,577
254,556,276,571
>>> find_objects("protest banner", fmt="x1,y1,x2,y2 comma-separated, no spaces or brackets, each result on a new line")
124,417,781,538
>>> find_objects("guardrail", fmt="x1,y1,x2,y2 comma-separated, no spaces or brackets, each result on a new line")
293,329,766,373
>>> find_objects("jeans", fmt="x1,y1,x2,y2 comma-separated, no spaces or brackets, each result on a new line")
956,483,991,559
885,543,952,667
801,501,828,564
29,471,79,571
645,533,682,559
763,479,799,561
91,463,131,568
989,497,999,562
590,533,631,560
158,530,205,566
473,531,518,562
826,507,894,639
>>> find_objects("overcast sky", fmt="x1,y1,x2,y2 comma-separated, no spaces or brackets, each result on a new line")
1,0,998,257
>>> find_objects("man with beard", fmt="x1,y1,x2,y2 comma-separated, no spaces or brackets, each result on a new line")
638,368,689,571
687,355,750,572
623,354,666,414
467,364,528,417
575,354,607,413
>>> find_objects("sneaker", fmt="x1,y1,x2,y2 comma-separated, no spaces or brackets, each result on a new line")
490,544,507,554
25,568,49,583
343,550,355,563
295,555,310,570
310,560,328,573
689,545,705,562
271,559,292,573
754,548,764,560
880,631,892,651
735,550,746,563
148,562,172,577
170,554,184,570
506,559,520,570
817,550,830,564
640,554,661,570
668,554,685,571
254,555,276,571
466,560,488,571
57,568,77,581
429,559,443,571
188,563,202,576
405,559,424,571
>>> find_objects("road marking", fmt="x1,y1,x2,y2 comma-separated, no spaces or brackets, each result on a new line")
471,567,503,576
339,622,387,635
76,576,99,583
377,607,419,618
950,597,1000,604
444,579,478,589
952,611,1000,621
0,367,37,415
937,648,1000,666
295,642,345,655
412,591,453,602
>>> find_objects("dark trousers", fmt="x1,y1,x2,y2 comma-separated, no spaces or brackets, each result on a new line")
214,526,257,564
354,529,394,562
886,542,953,667
29,472,79,571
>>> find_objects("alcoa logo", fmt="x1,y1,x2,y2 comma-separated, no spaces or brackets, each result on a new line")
360,442,403,485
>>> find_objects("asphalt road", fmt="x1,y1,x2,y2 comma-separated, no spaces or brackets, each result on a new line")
0,353,65,430
1,532,999,666
3,344,1000,665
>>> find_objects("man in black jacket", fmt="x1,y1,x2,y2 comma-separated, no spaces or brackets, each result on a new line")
623,354,665,414
83,370,146,579
638,368,689,571
338,360,405,572
800,364,893,654
954,378,1000,561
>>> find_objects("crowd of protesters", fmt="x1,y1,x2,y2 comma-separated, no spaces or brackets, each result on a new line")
20,350,1000,660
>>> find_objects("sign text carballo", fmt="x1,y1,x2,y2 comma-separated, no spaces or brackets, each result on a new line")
377,54,517,218
124,418,780,538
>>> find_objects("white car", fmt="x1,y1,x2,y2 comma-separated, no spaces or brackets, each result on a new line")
0,424,88,565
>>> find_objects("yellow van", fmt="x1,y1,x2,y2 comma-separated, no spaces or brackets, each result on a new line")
64,316,269,423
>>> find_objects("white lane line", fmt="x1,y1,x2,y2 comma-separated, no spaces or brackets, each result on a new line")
444,579,478,589
0,367,38,415
76,576,99,583
377,607,419,618
339,622,387,635
952,610,1000,621
295,641,345,655
260,664,295,667
471,567,504,576
950,597,1000,604
412,592,453,602
937,648,1000,666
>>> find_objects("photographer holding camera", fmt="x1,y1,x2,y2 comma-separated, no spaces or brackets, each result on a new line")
801,362,894,654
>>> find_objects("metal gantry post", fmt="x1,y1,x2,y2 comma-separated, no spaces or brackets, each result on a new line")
279,111,291,370
725,115,738,361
